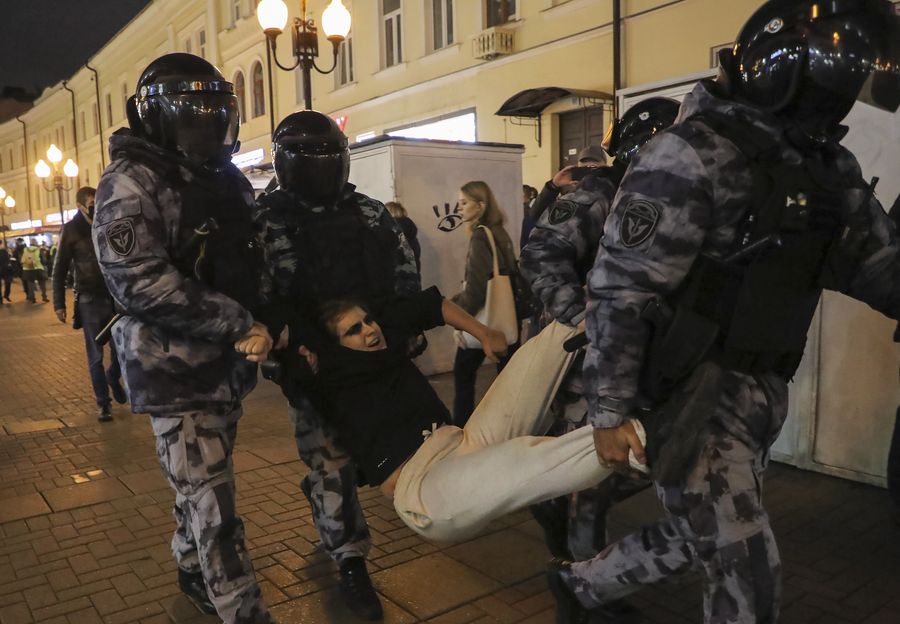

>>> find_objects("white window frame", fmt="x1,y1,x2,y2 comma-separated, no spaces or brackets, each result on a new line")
105,92,113,127
231,0,242,26
381,0,403,68
184,37,192,54
335,34,355,87
199,29,207,58
427,0,454,52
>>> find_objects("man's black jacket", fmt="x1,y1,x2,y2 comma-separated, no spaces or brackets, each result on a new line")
53,211,110,310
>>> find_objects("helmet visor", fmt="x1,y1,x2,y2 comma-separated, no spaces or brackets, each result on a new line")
159,93,240,162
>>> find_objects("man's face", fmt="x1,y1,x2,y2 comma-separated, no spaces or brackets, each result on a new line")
78,194,96,223
333,306,387,352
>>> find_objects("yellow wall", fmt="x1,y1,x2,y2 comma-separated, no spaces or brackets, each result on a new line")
0,0,767,229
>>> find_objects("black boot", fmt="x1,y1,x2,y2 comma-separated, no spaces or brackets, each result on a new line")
547,559,589,624
97,404,113,423
339,557,383,621
530,497,572,559
177,568,217,615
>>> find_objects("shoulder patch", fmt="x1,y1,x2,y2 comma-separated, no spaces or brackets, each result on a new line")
548,200,577,225
107,220,136,256
619,200,659,248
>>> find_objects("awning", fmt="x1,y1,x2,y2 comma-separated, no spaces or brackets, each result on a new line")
495,87,614,118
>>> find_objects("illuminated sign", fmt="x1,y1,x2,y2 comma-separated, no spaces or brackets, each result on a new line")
45,209,79,224
11,220,42,230
355,131,376,143
231,148,265,169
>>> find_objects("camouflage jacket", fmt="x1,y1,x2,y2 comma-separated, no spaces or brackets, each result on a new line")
520,164,624,326
253,185,420,329
93,130,257,414
584,80,900,429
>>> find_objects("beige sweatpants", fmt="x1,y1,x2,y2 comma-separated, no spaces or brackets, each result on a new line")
393,321,647,543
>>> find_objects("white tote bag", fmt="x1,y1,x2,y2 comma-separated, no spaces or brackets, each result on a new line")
457,226,519,349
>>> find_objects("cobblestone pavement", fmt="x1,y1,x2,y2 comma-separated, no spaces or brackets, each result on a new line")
1,288,899,623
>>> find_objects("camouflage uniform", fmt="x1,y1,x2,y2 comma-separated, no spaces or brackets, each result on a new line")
254,185,419,564
569,81,900,623
520,166,649,560
94,130,272,624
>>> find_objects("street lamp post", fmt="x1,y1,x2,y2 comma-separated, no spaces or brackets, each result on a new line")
0,187,14,248
34,144,79,227
256,0,352,113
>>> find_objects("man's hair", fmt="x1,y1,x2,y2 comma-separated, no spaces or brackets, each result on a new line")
318,298,370,339
75,186,96,208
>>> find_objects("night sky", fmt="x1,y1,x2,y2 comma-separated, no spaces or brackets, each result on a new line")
0,0,151,92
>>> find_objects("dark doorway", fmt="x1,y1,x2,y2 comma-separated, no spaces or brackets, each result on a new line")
558,106,606,169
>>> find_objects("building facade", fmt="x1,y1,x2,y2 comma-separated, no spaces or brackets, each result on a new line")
0,0,764,236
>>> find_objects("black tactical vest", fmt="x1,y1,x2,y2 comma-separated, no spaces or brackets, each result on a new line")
640,112,863,400
262,190,398,317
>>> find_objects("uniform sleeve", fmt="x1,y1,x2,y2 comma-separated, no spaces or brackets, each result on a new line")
251,201,298,337
529,181,560,221
520,193,609,326
838,190,900,320
52,225,74,312
92,170,253,342
583,132,715,428
451,228,492,315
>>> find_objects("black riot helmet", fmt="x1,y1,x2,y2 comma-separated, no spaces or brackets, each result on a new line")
605,97,681,165
272,111,350,205
130,53,240,166
720,0,900,144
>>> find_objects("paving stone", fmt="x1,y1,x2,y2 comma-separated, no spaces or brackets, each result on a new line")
43,479,132,512
3,419,66,435
445,529,548,585
373,553,502,620
0,493,51,523
269,589,416,623
118,469,167,496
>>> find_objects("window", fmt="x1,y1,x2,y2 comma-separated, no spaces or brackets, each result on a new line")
1,153,4,173
336,34,354,87
382,0,403,67
105,93,113,126
251,62,265,118
199,30,207,58
429,0,454,51
387,110,476,142
92,101,100,134
234,71,247,121
55,127,61,147
486,0,516,27
8,149,13,169
231,0,242,25
122,82,130,117
80,110,86,141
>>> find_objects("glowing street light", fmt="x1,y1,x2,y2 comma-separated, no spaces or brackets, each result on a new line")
34,144,79,227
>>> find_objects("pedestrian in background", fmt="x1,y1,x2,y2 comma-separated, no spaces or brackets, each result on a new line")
520,184,538,251
451,180,518,426
0,241,12,304
386,201,421,275
21,239,48,303
53,186,127,422
529,146,607,223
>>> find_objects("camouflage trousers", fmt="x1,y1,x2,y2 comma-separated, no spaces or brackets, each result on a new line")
151,406,273,624
567,368,789,624
288,397,371,563
535,389,649,560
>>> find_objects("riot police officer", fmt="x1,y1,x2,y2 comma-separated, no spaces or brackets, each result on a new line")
520,98,678,622
253,110,420,621
93,53,275,624
547,1,900,622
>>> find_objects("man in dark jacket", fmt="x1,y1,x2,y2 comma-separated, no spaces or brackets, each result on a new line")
53,186,127,421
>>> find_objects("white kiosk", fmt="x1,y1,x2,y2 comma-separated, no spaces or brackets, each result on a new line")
349,137,525,376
